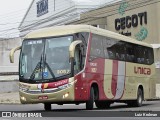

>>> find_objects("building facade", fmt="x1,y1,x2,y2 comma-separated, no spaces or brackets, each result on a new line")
19,0,108,36
71,0,160,82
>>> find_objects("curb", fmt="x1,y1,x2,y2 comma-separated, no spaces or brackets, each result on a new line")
0,102,21,104
0,99,21,104
0,92,20,104
147,98,160,101
0,79,18,82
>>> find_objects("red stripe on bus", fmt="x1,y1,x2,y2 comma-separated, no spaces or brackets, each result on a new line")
111,60,118,97
119,62,126,99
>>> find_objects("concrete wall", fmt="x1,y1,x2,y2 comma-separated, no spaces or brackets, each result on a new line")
156,84,160,98
72,0,160,84
0,79,18,93
0,38,22,72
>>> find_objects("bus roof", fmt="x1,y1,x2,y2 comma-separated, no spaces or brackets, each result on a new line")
25,25,152,48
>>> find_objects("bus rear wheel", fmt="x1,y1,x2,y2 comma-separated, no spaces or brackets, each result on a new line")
127,88,143,107
134,88,143,107
95,101,110,109
44,103,51,111
86,87,94,110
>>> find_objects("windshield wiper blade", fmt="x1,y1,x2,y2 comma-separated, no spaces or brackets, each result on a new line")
29,54,43,80
56,74,70,80
44,54,56,80
44,62,56,80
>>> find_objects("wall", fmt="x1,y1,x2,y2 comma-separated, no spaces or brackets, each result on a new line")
73,0,160,83
0,80,18,93
0,38,22,72
107,1,158,43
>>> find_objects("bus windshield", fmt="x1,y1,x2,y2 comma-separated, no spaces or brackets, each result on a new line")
19,36,73,82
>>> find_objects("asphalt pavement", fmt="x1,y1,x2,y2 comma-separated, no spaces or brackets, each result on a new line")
0,93,160,120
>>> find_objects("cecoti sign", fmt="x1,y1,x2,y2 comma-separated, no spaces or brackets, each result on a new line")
115,12,147,31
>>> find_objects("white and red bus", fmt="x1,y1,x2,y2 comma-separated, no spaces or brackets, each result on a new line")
10,25,156,110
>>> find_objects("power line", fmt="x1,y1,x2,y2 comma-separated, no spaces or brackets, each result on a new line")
19,0,155,29
0,0,117,26
0,0,145,27
0,8,28,17
0,0,158,37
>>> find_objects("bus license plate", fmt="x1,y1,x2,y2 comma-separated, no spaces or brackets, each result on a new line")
38,96,48,100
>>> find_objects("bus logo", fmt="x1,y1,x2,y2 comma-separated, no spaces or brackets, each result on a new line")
134,67,151,75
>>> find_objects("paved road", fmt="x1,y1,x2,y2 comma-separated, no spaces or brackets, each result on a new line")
0,101,160,111
0,101,160,120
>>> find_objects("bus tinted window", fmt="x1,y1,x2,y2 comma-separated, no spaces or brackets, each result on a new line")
145,48,154,65
134,46,145,64
90,34,104,58
104,38,126,61
103,38,116,59
126,43,135,62
114,41,126,61
103,38,154,65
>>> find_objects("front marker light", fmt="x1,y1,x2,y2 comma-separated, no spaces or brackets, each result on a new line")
21,96,26,101
63,92,69,99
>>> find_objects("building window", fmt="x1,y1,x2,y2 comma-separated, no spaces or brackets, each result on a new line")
37,0,48,17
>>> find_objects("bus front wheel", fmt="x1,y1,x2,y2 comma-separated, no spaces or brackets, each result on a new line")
86,87,94,110
44,103,51,111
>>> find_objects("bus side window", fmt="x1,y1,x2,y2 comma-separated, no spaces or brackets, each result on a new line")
90,34,104,61
115,41,126,61
103,38,116,60
108,49,115,59
144,48,154,65
126,43,135,62
135,46,145,64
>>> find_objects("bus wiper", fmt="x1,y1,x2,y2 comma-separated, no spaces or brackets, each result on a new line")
29,54,43,80
44,54,56,80
56,74,70,80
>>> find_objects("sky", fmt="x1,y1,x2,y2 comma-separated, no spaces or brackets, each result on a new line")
0,0,116,38
0,0,33,38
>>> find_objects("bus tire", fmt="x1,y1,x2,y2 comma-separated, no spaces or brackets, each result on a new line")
128,88,143,107
44,103,51,111
86,87,94,110
134,88,143,107
95,101,110,109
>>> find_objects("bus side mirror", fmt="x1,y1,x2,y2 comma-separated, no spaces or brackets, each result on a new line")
69,40,82,58
9,46,21,63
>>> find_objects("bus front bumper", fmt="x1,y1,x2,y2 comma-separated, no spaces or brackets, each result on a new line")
19,85,75,104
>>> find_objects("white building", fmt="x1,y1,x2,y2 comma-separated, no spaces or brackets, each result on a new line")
19,0,108,37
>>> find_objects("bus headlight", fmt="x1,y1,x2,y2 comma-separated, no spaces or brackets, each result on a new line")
63,92,69,99
19,84,30,92
20,96,26,101
58,84,69,89
58,81,74,90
